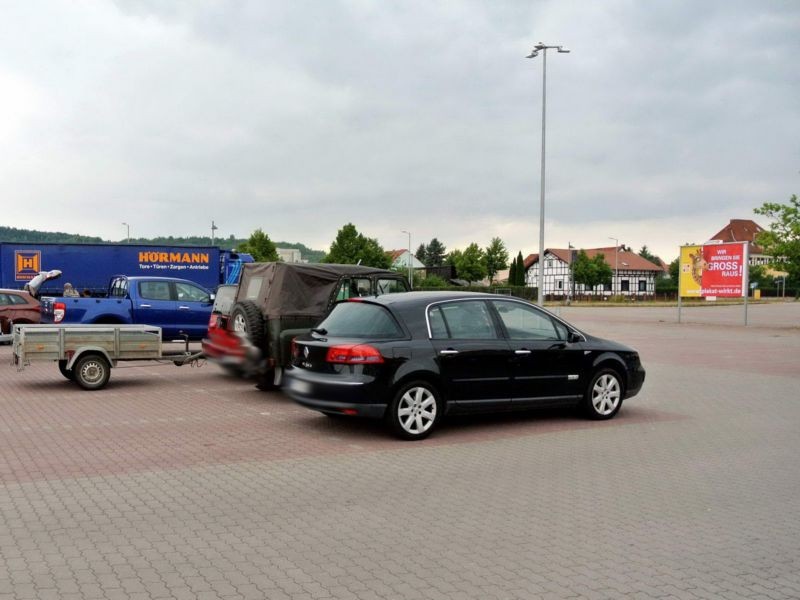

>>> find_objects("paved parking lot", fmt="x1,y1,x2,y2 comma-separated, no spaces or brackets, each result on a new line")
1,302,799,599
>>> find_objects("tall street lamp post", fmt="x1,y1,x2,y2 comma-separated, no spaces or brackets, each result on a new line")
401,230,412,289
211,221,218,247
527,42,570,306
122,222,130,244
608,237,619,296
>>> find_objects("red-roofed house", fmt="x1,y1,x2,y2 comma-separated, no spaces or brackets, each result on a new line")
524,246,663,298
707,219,770,266
387,249,425,270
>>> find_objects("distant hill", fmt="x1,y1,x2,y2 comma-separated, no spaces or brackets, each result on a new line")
0,227,326,263
0,226,104,244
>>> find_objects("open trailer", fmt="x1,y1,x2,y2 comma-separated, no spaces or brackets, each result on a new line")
11,324,203,390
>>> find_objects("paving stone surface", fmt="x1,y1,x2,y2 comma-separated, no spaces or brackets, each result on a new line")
1,302,799,599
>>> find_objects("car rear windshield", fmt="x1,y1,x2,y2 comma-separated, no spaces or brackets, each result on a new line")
317,302,404,339
213,285,237,315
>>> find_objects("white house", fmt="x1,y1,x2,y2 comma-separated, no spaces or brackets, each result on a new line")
524,246,664,298
387,249,425,270
277,248,305,263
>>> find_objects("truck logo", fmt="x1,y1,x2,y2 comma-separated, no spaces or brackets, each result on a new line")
15,251,41,281
138,251,210,264
137,250,211,274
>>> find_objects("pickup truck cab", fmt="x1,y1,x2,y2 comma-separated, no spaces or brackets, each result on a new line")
40,276,214,340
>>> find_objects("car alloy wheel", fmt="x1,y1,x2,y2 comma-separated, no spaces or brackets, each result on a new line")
233,313,247,333
388,382,440,440
586,369,623,419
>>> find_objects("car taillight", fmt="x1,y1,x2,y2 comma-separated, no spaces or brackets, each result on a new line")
325,344,384,364
53,302,66,323
291,338,299,359
207,314,217,328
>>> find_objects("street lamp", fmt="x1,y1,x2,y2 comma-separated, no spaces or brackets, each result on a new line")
122,222,130,244
211,221,218,247
527,42,570,306
608,237,618,296
401,230,413,289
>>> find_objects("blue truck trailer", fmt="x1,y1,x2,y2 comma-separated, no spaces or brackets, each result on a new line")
0,242,252,295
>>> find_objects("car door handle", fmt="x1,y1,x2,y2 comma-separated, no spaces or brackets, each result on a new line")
514,349,532,355
139,304,151,308
178,306,191,310
439,349,459,355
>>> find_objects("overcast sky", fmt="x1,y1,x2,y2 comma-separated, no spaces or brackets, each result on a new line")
1,0,798,261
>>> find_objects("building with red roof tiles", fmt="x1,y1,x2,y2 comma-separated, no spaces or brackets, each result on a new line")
707,219,770,266
386,249,425,270
524,246,663,298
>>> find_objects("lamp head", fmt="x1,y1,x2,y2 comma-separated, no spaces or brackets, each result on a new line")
557,46,570,53
526,50,538,58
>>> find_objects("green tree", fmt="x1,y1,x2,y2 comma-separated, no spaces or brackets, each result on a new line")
239,228,279,262
508,256,517,286
573,250,613,296
415,243,428,267
425,238,447,267
483,237,509,285
754,194,800,285
638,245,657,263
452,243,487,284
668,257,679,282
748,265,773,290
515,252,526,286
324,223,390,269
446,249,462,267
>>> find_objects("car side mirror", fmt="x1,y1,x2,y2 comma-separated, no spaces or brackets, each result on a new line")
568,331,582,344
210,293,216,302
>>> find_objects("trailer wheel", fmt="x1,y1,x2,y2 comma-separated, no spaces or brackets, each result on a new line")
230,301,265,349
73,354,111,391
58,360,76,381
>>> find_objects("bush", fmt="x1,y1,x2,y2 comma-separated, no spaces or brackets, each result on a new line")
419,275,448,289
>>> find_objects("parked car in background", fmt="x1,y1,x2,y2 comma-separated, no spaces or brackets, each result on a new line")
220,262,410,388
284,292,646,440
0,289,40,339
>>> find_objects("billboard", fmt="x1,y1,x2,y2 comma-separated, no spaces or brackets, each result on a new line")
679,242,747,298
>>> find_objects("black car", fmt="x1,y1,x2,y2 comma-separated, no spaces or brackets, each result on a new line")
284,292,645,440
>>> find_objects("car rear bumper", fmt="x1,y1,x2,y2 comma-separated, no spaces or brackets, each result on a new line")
284,367,387,418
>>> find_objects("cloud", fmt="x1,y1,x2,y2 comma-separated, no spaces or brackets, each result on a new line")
0,0,797,261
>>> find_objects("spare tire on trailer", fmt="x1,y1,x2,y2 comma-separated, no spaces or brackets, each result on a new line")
230,300,266,349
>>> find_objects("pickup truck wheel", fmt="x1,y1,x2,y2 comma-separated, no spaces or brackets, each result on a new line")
230,301,265,349
73,354,111,391
58,360,76,381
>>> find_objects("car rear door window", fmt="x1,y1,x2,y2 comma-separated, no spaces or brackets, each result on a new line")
9,294,29,305
139,281,172,301
490,300,563,341
428,301,497,340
